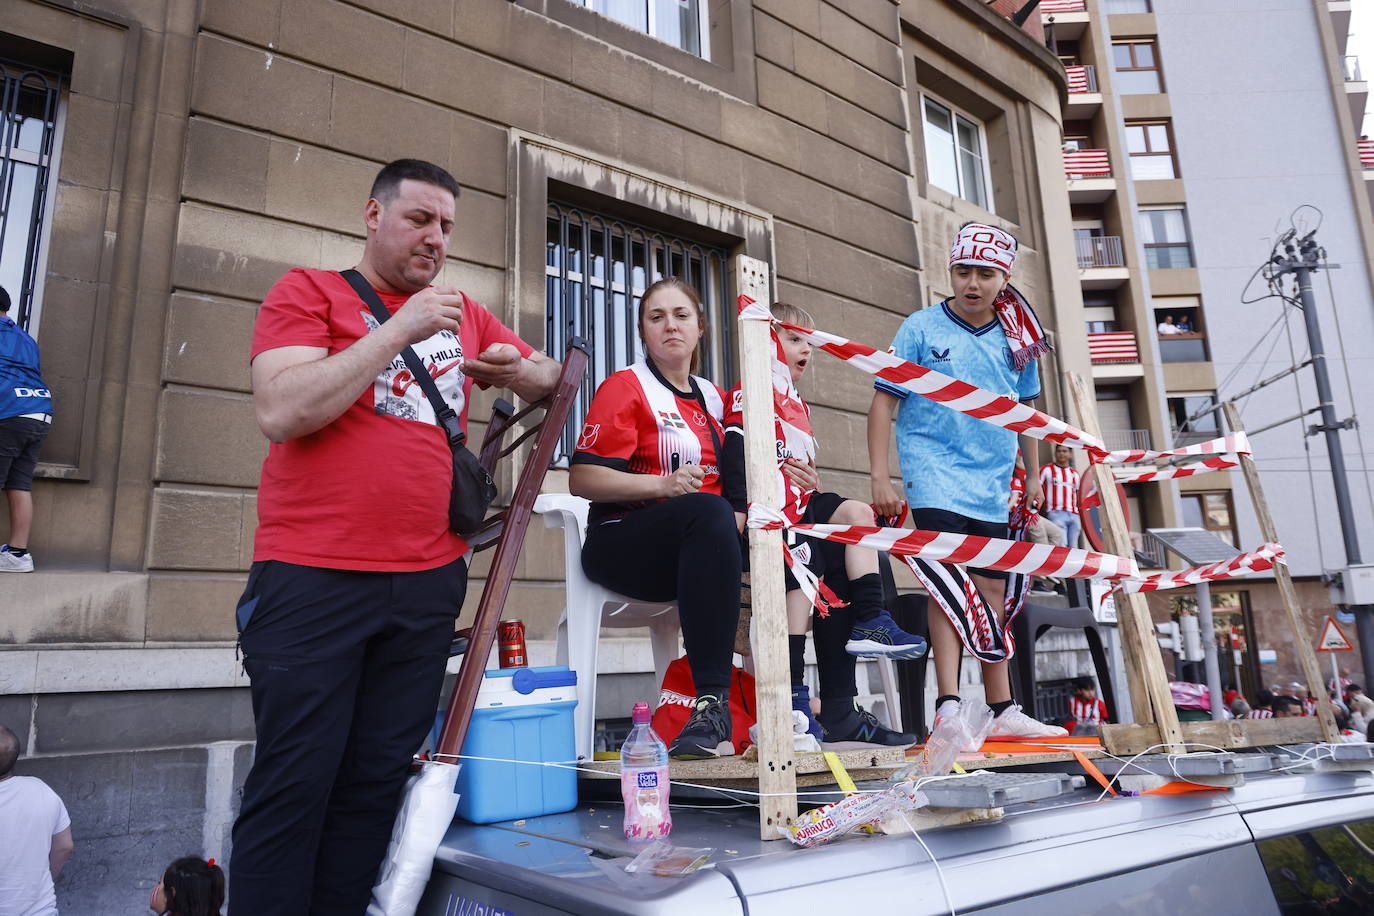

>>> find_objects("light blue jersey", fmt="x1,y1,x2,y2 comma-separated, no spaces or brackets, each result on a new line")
876,301,1040,523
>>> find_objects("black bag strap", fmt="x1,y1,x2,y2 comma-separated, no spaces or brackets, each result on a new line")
341,269,466,448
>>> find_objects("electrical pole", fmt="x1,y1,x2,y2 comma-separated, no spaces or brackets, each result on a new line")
1271,232,1374,686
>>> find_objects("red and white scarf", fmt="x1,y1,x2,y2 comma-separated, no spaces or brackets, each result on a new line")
949,223,1052,371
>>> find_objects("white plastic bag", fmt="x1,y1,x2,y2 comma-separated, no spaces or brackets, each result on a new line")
896,699,995,782
367,760,460,916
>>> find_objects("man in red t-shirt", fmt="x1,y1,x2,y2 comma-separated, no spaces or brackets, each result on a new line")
231,159,558,916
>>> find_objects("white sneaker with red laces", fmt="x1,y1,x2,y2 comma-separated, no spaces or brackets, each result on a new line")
988,704,1069,740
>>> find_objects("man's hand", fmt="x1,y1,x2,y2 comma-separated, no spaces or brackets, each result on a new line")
872,476,903,518
781,458,820,493
463,343,524,388
391,285,465,345
661,465,707,498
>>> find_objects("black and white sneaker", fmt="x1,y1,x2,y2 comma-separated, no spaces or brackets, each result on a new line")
821,701,918,749
669,694,734,759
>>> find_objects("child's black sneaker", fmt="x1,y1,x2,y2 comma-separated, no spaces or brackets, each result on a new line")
669,694,734,759
820,701,918,748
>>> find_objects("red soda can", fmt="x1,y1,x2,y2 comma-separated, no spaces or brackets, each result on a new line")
498,619,527,668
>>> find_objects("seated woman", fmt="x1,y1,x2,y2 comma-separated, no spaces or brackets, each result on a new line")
569,277,741,759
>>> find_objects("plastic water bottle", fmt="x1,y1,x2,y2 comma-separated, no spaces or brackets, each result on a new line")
620,702,671,839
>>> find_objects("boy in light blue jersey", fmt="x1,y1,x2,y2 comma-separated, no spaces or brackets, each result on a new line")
866,223,1068,741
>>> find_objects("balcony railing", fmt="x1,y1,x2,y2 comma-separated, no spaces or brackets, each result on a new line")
1065,65,1099,94
1042,0,1087,12
1159,333,1207,363
1345,55,1364,82
1359,139,1374,169
1064,149,1111,178
1088,331,1140,364
1077,234,1125,268
1102,428,1150,453
1103,0,1152,12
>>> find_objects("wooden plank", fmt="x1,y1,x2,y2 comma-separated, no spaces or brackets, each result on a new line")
733,255,797,838
1102,717,1324,756
1068,373,1185,751
579,746,906,784
1222,403,1341,744
957,748,1106,770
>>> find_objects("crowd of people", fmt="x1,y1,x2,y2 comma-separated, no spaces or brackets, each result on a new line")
1228,679,1374,741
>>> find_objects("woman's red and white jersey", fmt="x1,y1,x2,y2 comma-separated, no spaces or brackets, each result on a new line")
1246,707,1275,719
1039,463,1081,512
1069,696,1107,726
722,382,816,522
571,360,726,523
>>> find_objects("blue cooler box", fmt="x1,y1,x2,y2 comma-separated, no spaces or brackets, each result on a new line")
453,665,579,824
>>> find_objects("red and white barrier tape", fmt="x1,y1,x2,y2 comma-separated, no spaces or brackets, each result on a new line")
747,504,1138,580
1095,432,1251,466
736,300,1110,455
1116,542,1285,593
1082,454,1244,507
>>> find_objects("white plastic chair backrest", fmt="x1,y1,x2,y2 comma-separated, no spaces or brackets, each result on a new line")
533,492,591,561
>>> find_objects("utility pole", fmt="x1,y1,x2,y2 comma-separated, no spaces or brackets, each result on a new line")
1270,232,1374,686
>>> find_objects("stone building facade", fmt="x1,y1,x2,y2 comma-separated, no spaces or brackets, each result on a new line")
0,0,1079,908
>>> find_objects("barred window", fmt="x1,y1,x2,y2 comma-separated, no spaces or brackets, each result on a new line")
1,58,64,333
546,202,734,461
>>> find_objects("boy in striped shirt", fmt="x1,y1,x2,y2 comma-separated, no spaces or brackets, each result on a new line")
1039,444,1082,548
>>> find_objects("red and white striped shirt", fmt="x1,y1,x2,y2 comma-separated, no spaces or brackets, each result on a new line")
1039,463,1081,512
1069,696,1108,726
1246,708,1274,719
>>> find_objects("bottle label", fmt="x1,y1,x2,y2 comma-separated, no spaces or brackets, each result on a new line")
621,766,671,839
637,771,659,789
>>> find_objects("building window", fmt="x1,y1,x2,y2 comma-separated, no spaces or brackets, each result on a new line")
1125,120,1177,180
571,0,709,57
922,95,991,210
546,201,733,460
1155,295,1207,362
1180,491,1238,546
0,60,65,333
1168,392,1219,446
1139,207,1194,269
1104,0,1151,12
1112,40,1163,94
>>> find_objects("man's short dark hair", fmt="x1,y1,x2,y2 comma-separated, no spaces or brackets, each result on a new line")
369,159,461,205
0,725,19,777
0,286,10,314
1272,695,1301,714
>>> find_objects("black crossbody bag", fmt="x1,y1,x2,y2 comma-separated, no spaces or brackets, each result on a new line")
342,269,496,536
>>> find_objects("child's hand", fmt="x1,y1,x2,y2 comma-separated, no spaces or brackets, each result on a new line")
661,464,707,497
871,477,903,518
1025,478,1044,511
781,458,819,493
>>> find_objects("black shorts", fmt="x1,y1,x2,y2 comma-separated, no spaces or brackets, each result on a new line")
911,506,1009,581
784,491,847,591
0,416,50,491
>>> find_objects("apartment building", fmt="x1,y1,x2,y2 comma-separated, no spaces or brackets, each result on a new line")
1046,0,1374,693
0,0,1086,907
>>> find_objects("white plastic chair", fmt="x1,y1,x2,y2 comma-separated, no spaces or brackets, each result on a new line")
534,493,905,761
534,493,682,763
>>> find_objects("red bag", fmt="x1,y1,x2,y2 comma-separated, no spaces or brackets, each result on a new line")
651,656,757,754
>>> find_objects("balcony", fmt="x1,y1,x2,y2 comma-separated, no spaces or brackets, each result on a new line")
1042,0,1088,40
1158,332,1208,363
1064,149,1115,203
1331,1,1352,57
1088,331,1140,364
1102,428,1151,453
1345,56,1367,127
1077,235,1128,289
1360,139,1374,171
1064,65,1102,119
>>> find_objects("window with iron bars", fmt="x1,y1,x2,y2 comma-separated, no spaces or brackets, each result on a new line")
1,58,64,333
546,202,734,462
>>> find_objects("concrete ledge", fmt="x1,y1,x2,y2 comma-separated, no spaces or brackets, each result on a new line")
0,647,249,694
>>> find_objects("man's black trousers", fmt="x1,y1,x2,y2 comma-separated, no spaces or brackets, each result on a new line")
229,557,467,915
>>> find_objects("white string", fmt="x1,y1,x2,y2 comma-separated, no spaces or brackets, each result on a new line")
899,809,957,916
1089,741,1235,801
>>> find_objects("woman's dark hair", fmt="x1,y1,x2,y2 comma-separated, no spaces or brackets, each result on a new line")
637,277,707,374
162,857,225,916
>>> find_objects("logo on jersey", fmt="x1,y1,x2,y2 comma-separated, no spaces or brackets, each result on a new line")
657,411,687,430
692,410,708,427
929,347,951,364
577,423,600,451
790,542,812,565
731,389,744,413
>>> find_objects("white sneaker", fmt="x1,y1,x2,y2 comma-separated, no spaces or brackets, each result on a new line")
0,546,33,573
988,704,1068,740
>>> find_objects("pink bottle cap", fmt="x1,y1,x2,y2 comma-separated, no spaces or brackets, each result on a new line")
632,702,651,724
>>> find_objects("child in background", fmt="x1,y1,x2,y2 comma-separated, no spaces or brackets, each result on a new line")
722,301,924,747
150,856,225,916
1067,676,1109,733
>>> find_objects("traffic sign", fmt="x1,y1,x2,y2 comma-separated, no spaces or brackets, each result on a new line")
1317,616,1353,652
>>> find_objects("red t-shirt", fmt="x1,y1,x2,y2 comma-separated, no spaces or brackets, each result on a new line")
249,268,532,571
570,361,726,525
